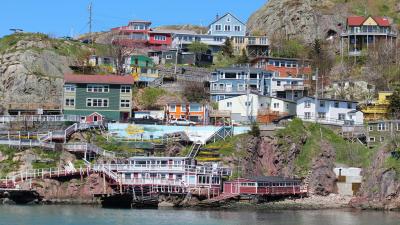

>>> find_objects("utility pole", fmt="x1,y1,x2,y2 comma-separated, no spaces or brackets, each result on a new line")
88,2,93,44
315,68,319,123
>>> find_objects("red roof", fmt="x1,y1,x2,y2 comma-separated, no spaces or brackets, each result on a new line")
64,74,134,85
347,16,391,27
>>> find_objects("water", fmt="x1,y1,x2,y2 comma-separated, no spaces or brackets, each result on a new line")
0,205,399,225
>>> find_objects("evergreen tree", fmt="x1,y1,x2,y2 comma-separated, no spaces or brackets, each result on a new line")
221,37,234,58
388,87,400,119
236,48,249,64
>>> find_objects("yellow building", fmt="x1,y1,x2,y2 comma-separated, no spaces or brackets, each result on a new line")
231,36,270,58
361,91,393,121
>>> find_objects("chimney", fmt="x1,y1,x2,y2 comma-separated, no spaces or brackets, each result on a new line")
216,14,219,20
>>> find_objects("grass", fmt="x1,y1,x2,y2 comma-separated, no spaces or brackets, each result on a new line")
384,157,400,180
0,146,21,177
205,134,250,157
93,134,145,154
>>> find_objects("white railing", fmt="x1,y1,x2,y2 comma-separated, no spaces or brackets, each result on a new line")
0,115,80,123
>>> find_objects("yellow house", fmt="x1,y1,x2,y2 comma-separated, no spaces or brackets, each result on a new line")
231,36,270,58
361,91,393,121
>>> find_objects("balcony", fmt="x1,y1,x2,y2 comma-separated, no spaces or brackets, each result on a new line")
283,84,306,91
341,29,397,37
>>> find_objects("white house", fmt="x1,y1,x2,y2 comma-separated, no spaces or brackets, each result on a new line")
296,97,364,125
218,94,296,122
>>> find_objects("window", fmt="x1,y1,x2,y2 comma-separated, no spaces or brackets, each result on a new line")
225,73,237,79
234,25,241,31
250,73,258,79
64,98,75,107
166,55,172,59
154,35,166,41
319,101,325,107
235,37,244,44
120,85,131,93
64,84,76,92
260,37,268,45
245,101,251,107
273,103,279,108
334,101,339,108
305,100,311,108
397,123,400,131
218,83,225,90
380,136,385,142
277,81,281,86
378,123,386,131
87,84,109,93
189,104,201,112
226,102,232,107
318,112,326,119
181,105,187,112
86,98,108,107
169,105,176,112
368,125,374,131
347,102,353,109
213,36,223,42
305,112,311,119
338,113,346,121
215,24,222,31
237,83,245,91
226,17,231,22
212,83,218,91
224,25,231,31
369,137,376,142
120,99,130,108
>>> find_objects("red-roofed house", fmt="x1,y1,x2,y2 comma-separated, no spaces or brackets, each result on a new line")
341,16,397,56
111,20,172,50
63,74,134,122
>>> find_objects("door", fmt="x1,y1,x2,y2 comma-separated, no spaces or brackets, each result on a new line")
226,83,232,92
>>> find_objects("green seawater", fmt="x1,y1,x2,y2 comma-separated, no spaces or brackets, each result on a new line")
0,205,400,225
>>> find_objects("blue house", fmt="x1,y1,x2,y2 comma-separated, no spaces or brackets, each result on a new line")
208,13,246,37
210,67,274,101
210,67,308,102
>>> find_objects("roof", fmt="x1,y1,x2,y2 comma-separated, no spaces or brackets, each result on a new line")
299,96,358,103
129,20,152,24
347,16,391,27
64,74,134,85
209,13,246,27
215,67,269,73
226,176,301,183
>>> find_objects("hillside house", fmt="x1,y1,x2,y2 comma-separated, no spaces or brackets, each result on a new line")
296,97,364,126
165,102,209,124
231,36,270,58
208,13,246,37
366,120,400,147
361,91,393,121
63,74,134,122
210,67,307,102
218,94,296,123
340,16,397,57
251,57,312,78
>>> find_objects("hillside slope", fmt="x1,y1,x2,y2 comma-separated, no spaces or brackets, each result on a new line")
247,0,399,43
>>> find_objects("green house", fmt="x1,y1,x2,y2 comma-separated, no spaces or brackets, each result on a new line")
130,55,155,68
63,74,134,122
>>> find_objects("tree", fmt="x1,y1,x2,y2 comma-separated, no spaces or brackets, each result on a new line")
236,48,249,64
221,37,234,58
139,87,166,110
388,86,400,119
183,82,208,103
188,41,209,54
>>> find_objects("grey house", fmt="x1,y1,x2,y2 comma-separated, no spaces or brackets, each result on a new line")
208,13,246,37
210,67,273,101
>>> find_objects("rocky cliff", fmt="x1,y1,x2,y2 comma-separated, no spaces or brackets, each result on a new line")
0,33,94,114
247,0,399,43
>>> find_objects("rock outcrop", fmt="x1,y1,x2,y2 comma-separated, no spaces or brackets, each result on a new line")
247,0,349,43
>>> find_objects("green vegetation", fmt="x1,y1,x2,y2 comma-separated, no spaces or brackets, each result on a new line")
384,157,400,180
388,86,400,119
138,87,166,110
271,39,307,58
93,134,145,154
221,38,234,58
31,148,61,169
276,119,373,176
188,41,209,54
248,122,260,137
204,134,250,157
0,146,20,177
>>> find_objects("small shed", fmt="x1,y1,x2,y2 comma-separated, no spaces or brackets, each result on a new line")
84,112,104,123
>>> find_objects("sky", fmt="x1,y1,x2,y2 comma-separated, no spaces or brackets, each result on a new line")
0,0,267,38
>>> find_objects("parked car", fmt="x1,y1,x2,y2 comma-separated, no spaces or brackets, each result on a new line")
169,118,197,126
129,116,163,125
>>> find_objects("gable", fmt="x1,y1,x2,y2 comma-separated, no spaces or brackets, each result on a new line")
363,17,378,26
210,13,245,26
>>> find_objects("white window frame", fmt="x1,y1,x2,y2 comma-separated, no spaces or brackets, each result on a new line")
305,100,311,108
120,99,130,108
273,103,279,109
120,85,131,93
64,98,75,107
87,84,109,93
224,25,231,31
237,83,245,91
368,125,374,131
304,112,311,119
338,113,346,121
380,136,385,142
226,102,232,108
234,25,241,32
166,55,172,59
215,24,222,31
169,105,176,112
86,98,109,107
154,35,166,41
318,112,326,119
369,137,376,142
378,123,386,131
64,84,76,92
